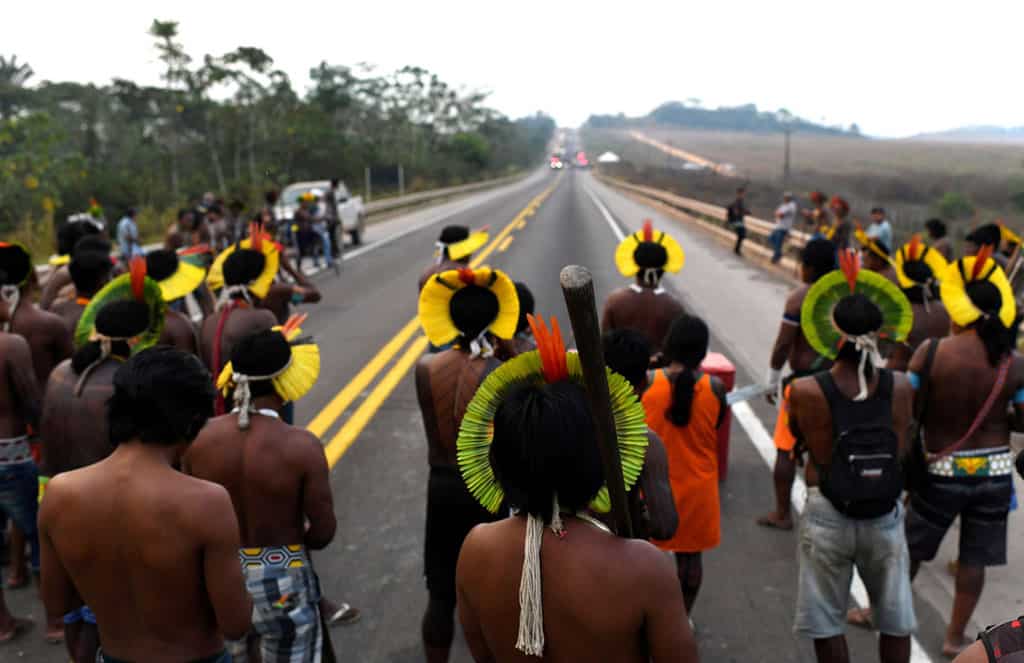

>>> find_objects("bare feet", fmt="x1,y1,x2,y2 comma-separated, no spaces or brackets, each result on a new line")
45,617,64,644
846,607,874,629
942,634,972,658
756,512,793,531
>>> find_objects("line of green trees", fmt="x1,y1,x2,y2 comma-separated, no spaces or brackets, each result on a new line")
0,19,555,234
585,101,859,136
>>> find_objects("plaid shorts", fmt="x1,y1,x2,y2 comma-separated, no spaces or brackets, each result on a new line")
226,546,323,663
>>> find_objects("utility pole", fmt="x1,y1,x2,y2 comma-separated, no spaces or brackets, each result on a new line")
365,166,372,202
398,164,405,197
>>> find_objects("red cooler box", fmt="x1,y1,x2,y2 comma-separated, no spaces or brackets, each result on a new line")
701,352,735,481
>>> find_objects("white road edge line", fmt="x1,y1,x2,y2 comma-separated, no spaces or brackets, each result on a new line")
588,181,934,663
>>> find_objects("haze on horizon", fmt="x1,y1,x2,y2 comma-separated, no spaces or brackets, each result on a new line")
3,0,1020,138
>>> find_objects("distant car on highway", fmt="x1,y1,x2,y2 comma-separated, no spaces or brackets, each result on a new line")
550,155,564,170
276,180,367,245
573,151,591,169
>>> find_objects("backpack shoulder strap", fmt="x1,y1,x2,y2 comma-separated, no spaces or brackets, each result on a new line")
876,369,894,400
814,372,842,438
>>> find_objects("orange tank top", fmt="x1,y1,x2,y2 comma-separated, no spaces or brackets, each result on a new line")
642,370,722,552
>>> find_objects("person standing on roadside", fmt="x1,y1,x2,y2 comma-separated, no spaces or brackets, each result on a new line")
867,207,894,254
116,208,142,266
926,218,953,261
727,187,749,256
771,192,798,263
324,179,342,260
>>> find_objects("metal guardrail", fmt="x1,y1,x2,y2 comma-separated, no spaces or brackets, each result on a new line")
35,172,527,279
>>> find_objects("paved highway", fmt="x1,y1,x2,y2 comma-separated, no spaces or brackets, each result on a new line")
9,167,1017,661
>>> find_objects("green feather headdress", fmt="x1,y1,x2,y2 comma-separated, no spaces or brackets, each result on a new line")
75,257,166,351
456,315,648,514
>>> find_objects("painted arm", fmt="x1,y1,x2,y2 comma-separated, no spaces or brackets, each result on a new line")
637,431,678,541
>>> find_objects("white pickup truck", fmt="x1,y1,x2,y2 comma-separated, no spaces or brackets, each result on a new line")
276,180,367,246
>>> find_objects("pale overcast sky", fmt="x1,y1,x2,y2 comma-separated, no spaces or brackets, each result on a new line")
3,1,1020,137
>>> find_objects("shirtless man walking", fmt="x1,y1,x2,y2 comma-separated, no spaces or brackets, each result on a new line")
0,325,41,643
415,266,518,662
186,326,335,662
0,242,73,386
39,263,168,652
455,332,697,662
38,347,252,663
904,249,1024,657
51,236,113,335
758,238,835,530
602,220,685,352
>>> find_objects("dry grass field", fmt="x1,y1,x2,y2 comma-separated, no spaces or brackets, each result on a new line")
582,127,1024,245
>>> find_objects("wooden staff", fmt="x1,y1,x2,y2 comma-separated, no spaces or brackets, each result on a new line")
559,265,633,537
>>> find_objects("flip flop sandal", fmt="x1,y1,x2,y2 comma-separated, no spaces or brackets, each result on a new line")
4,575,29,590
325,604,360,627
755,515,794,531
0,618,34,644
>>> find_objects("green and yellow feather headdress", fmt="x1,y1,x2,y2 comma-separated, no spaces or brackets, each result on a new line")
75,257,166,351
457,315,648,514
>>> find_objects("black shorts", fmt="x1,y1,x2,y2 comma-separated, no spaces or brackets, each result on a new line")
424,466,498,603
905,475,1012,567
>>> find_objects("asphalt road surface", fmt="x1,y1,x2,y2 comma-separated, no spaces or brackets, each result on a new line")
6,167,1003,662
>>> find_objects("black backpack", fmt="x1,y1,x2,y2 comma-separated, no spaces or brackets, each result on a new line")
814,370,902,519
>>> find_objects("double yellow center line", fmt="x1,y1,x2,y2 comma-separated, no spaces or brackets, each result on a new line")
309,179,560,468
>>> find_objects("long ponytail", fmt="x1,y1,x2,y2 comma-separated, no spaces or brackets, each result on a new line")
662,314,709,427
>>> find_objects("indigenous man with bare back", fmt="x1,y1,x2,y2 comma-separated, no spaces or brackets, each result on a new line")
601,221,685,352
186,326,334,661
0,326,41,644
39,348,252,663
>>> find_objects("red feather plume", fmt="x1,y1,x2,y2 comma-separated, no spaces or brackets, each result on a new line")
642,220,654,242
838,249,860,293
249,222,262,252
971,244,994,281
528,314,569,384
280,313,307,338
129,256,146,301
907,234,922,261
457,268,476,286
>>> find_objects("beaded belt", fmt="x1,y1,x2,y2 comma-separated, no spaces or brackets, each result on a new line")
927,447,1014,478
239,545,308,569
0,436,30,466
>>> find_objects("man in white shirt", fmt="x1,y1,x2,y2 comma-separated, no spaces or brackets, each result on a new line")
770,192,798,264
116,209,141,267
866,207,894,254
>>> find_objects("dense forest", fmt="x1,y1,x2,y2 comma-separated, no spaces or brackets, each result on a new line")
0,19,555,242
586,101,859,136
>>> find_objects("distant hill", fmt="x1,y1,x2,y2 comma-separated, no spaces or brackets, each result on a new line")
584,101,859,136
909,126,1024,144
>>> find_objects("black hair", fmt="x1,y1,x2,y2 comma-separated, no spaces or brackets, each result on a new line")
330,178,340,188
439,225,470,245
208,204,223,217
832,294,883,377
223,249,266,287
514,282,535,334
489,381,603,526
69,249,112,295
966,224,1000,248
801,238,837,282
108,347,215,446
634,242,668,269
230,329,292,400
264,190,279,206
903,259,934,285
965,280,1016,366
870,207,885,215
177,208,192,221
0,245,31,286
71,299,152,374
867,241,891,257
125,208,137,218
603,328,652,388
145,250,179,282
902,283,939,305
925,218,947,239
57,219,102,255
662,314,709,426
450,285,499,343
